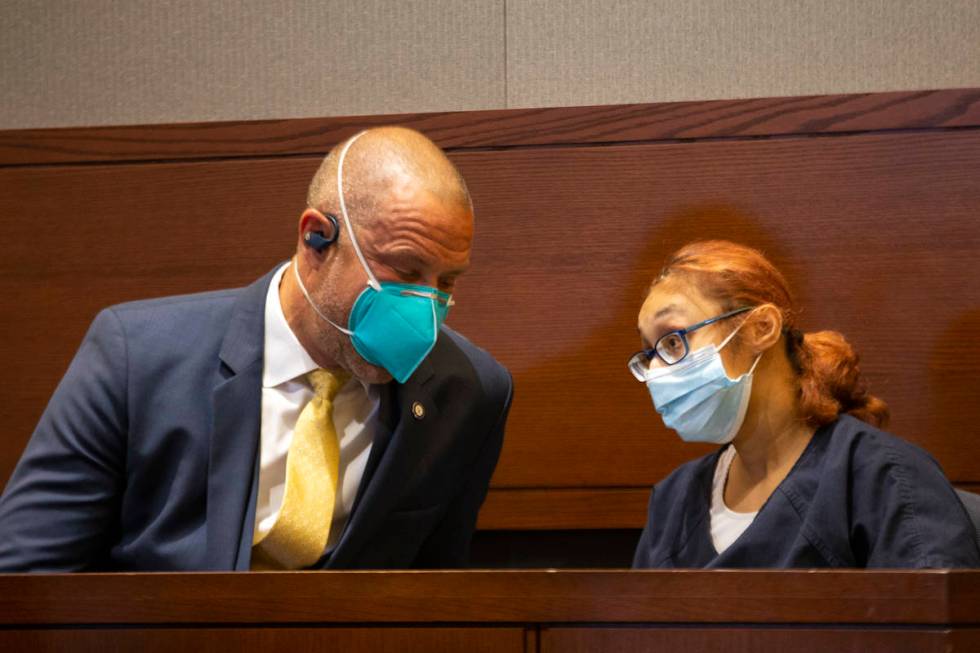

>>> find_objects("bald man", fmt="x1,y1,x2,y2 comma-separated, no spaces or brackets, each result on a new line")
0,128,512,572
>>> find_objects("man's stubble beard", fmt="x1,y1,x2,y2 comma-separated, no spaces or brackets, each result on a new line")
313,280,393,385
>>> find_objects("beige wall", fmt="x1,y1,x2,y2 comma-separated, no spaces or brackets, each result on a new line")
2,0,979,129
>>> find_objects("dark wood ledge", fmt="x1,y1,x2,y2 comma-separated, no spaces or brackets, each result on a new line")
0,569,977,626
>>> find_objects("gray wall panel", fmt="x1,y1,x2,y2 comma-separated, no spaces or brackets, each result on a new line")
2,1,978,129
506,0,980,108
0,0,505,128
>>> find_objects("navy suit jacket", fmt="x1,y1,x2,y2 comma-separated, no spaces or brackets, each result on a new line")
0,267,512,571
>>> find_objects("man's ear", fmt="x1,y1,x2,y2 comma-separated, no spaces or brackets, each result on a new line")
746,304,783,353
298,209,341,254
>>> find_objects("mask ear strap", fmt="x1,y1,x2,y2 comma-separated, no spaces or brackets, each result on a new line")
719,309,764,376
336,131,382,292
718,319,745,350
291,258,354,335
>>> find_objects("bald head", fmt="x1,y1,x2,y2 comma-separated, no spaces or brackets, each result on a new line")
307,127,472,224
290,126,475,383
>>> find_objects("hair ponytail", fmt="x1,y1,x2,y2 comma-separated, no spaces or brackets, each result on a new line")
655,240,889,429
787,329,889,428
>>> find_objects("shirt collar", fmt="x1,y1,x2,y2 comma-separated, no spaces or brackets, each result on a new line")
262,261,375,394
262,263,319,388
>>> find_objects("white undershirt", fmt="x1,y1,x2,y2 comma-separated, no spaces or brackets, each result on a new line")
254,263,378,553
710,445,758,555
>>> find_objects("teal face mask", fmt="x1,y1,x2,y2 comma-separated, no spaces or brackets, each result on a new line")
345,282,450,383
293,130,453,383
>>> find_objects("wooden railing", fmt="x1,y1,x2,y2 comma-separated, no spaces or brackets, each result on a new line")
1,570,978,651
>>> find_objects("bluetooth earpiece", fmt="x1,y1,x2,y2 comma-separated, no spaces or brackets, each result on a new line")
303,212,341,252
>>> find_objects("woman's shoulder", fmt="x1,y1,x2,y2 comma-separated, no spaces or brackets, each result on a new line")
823,414,943,473
823,415,978,567
819,414,961,523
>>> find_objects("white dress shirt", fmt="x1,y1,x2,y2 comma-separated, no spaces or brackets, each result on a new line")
254,263,378,553
709,445,758,555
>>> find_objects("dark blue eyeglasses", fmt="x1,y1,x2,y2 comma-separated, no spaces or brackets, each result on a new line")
628,306,754,380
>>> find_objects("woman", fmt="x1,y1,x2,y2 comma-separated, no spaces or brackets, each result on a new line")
630,240,979,568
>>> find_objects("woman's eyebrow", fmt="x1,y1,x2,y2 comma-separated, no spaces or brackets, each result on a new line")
654,304,681,319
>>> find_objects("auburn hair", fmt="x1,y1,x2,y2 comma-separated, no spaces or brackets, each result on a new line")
653,240,889,428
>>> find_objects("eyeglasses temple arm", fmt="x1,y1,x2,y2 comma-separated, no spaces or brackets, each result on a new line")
682,306,753,335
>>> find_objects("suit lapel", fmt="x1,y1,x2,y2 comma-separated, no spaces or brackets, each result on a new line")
327,358,438,567
204,268,278,570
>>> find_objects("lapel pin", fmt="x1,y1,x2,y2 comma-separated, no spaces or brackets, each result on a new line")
412,401,425,420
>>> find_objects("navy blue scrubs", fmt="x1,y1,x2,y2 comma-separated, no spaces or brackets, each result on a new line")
632,415,980,568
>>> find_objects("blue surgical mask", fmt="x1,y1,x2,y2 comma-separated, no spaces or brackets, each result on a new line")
643,324,761,444
293,131,452,384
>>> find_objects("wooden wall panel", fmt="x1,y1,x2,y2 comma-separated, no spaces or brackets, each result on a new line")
0,158,313,481
1,90,978,530
451,130,980,488
2,627,526,653
2,89,978,165
540,627,955,653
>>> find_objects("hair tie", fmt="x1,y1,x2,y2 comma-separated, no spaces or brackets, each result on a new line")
784,327,806,375
790,328,805,348
783,326,804,348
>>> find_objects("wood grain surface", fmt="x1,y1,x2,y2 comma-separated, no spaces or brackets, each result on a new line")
540,627,960,653
1,88,978,166
4,131,978,493
477,488,651,529
1,627,527,653
0,570,977,625
452,129,980,490
1,90,978,532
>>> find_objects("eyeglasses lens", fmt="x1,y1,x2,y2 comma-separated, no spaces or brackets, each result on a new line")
628,352,651,380
655,332,687,365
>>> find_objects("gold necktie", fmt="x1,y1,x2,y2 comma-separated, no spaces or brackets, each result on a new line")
251,369,349,570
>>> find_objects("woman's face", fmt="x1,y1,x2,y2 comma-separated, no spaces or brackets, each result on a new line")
637,276,757,379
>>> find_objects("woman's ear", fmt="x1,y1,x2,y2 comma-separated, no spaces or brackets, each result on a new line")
745,304,783,353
